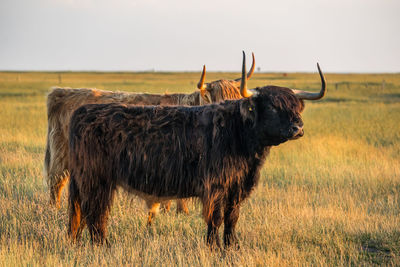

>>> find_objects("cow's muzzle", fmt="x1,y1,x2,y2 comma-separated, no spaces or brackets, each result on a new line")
288,125,304,140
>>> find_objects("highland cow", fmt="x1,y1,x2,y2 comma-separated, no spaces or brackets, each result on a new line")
45,54,255,224
67,52,326,247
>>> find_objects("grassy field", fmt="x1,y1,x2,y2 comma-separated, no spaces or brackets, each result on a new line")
0,71,399,266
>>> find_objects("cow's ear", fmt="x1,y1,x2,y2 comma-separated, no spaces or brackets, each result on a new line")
240,98,256,125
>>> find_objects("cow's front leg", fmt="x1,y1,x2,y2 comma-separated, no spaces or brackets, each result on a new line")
146,200,161,226
223,198,241,249
202,192,223,249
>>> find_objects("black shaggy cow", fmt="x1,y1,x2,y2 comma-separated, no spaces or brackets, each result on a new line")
68,53,326,247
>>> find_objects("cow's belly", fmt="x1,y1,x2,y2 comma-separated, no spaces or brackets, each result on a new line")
117,179,197,200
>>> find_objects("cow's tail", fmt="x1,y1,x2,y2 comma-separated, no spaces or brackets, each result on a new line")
44,126,51,187
44,87,62,205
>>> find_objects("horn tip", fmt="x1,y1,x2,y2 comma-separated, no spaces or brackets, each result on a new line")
197,65,206,90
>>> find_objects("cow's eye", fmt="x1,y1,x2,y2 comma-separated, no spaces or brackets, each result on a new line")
293,117,301,123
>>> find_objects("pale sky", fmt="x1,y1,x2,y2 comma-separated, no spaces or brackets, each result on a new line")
0,0,399,73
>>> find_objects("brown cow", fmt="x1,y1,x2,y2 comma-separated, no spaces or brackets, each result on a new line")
44,55,255,224
67,52,326,247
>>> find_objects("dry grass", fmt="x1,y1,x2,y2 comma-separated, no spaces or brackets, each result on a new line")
0,71,399,266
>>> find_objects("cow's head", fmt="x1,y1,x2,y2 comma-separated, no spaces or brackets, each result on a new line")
197,53,256,103
238,52,326,146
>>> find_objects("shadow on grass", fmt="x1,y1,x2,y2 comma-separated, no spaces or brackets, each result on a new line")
356,231,400,265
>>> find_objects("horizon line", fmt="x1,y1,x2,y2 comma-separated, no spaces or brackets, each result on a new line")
0,69,399,75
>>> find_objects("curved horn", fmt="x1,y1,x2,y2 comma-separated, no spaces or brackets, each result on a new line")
197,65,207,97
240,51,253,98
235,52,255,81
247,52,256,79
292,63,326,100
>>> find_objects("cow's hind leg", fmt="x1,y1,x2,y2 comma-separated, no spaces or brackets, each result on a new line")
86,209,110,245
47,139,70,208
160,199,189,215
82,181,116,245
50,172,69,208
68,177,85,243
176,199,189,214
160,200,171,213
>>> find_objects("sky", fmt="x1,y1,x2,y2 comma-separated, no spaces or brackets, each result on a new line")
0,0,399,73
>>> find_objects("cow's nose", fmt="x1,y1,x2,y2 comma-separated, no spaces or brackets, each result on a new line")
292,125,304,137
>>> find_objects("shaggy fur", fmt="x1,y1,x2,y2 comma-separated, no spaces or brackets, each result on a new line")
44,80,242,221
67,86,305,247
